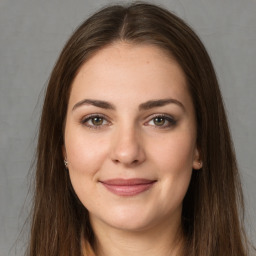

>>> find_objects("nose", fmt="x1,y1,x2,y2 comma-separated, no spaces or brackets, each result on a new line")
110,125,146,166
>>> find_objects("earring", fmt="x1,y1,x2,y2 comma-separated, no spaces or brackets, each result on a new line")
64,159,68,168
198,161,203,168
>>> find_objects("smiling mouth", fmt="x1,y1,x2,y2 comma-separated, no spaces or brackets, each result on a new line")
100,178,157,196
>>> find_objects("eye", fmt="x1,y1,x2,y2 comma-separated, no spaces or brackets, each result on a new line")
81,114,110,129
152,116,166,126
146,114,177,128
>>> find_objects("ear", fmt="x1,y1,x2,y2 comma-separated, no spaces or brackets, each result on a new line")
62,144,67,160
192,147,203,170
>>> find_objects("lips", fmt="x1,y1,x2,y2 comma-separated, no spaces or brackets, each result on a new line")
100,178,157,196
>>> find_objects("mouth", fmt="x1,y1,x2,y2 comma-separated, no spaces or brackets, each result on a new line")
99,178,157,196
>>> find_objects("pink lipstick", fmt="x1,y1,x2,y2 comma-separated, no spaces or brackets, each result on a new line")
100,178,156,196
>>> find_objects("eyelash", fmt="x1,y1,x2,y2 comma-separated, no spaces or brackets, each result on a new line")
80,114,177,129
145,114,177,129
81,114,110,129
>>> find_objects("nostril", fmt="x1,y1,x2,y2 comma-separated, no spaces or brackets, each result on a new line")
110,138,146,165
112,158,140,165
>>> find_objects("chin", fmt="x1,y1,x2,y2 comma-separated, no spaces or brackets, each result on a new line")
105,217,155,232
90,205,170,233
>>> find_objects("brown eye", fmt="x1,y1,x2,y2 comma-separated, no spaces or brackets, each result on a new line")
146,114,177,129
81,114,109,129
153,117,165,126
91,116,104,126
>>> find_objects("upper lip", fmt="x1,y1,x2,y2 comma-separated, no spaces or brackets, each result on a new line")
100,178,156,186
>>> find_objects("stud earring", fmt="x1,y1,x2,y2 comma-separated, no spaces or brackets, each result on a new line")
64,159,68,168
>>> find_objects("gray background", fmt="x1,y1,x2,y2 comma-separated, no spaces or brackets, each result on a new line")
0,0,255,255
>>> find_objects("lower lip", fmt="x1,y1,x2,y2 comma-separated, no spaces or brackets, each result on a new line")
101,182,156,196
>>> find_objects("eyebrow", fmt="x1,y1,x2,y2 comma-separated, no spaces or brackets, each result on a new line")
72,98,185,111
72,99,115,111
139,99,185,111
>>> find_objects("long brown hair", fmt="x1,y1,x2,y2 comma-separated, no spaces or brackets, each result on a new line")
27,2,253,255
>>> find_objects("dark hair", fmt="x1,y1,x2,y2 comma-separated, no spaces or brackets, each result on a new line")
28,2,253,255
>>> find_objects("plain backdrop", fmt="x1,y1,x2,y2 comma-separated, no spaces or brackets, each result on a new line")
0,0,255,255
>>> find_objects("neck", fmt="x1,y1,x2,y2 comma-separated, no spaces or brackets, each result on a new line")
90,216,184,256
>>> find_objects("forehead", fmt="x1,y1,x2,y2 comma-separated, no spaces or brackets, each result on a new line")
69,42,191,109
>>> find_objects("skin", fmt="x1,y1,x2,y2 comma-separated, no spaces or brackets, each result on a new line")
63,42,202,256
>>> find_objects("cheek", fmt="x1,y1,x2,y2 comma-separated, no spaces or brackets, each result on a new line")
65,127,109,177
149,131,196,171
149,132,195,205
64,130,110,209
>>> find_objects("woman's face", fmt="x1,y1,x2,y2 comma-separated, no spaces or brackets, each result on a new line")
63,43,201,232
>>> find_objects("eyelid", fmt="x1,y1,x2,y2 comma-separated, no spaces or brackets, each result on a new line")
144,113,177,128
80,113,111,129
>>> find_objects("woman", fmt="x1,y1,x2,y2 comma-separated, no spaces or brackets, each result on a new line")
27,2,254,256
